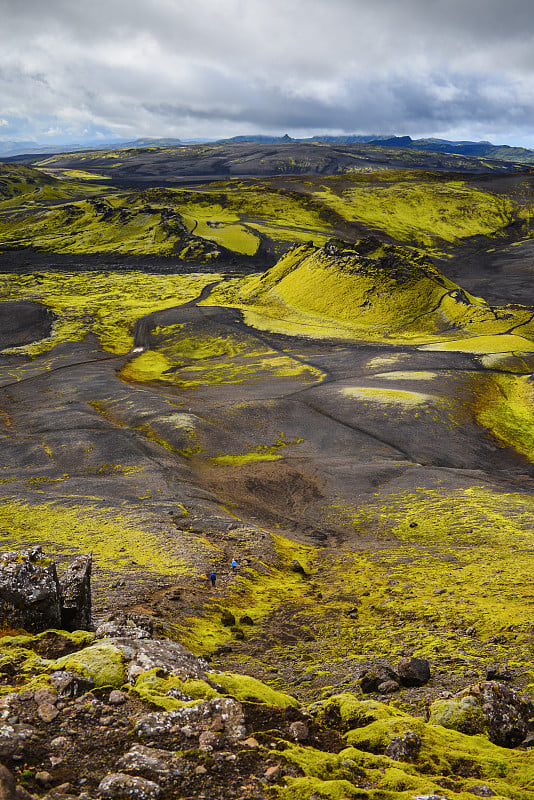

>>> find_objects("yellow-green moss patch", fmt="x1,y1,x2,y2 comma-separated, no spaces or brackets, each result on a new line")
53,642,126,687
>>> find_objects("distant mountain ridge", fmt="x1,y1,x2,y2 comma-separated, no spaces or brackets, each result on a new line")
3,133,534,168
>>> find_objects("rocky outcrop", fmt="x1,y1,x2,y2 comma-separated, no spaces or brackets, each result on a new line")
0,548,92,634
0,548,62,633
429,681,530,747
59,553,91,631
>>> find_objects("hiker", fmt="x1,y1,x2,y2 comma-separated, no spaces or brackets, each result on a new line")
231,559,237,572
209,571,216,587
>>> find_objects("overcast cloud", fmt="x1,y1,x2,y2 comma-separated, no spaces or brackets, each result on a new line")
2,0,534,147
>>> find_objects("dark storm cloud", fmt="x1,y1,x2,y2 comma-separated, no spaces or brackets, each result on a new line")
1,0,534,145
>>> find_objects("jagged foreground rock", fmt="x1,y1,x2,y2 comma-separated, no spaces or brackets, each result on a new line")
0,622,533,800
0,549,91,634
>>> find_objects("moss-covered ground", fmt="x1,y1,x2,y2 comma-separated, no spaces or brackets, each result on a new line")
2,163,534,263
3,158,534,799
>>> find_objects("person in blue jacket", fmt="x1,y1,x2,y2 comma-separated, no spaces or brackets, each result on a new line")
209,571,216,587
231,559,237,572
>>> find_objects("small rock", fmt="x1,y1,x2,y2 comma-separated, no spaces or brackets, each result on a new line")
242,736,260,748
33,689,57,706
194,766,207,776
15,786,33,800
466,785,497,797
37,703,59,723
49,756,63,767
220,610,236,626
117,744,189,783
0,763,17,800
289,721,308,741
16,691,33,702
360,665,399,693
108,690,127,705
50,671,94,699
409,522,418,528
50,736,69,748
466,626,477,636
291,560,306,576
59,553,92,631
239,615,254,625
378,680,400,694
98,773,161,800
433,588,447,596
53,783,75,795
230,627,244,640
264,765,281,781
35,771,52,786
198,730,224,751
486,665,512,681
397,657,431,687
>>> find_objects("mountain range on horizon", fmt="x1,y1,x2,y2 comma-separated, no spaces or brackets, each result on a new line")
3,132,534,166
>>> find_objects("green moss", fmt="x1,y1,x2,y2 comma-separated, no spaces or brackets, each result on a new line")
277,776,366,799
474,373,534,462
317,694,407,730
0,501,187,577
212,452,283,466
121,351,174,382
312,173,516,249
132,668,218,710
0,629,94,649
341,386,439,407
209,671,299,708
421,333,534,353
428,695,486,735
0,271,221,355
53,642,126,687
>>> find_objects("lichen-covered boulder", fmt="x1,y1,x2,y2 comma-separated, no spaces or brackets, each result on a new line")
98,772,161,800
95,612,154,641
117,744,191,784
107,638,209,684
59,553,91,631
135,696,246,746
429,682,530,746
384,730,422,761
0,547,62,633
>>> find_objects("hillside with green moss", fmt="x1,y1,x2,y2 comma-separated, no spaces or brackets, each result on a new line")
2,148,534,799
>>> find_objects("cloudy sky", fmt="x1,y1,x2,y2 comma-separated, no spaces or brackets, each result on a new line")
2,0,534,148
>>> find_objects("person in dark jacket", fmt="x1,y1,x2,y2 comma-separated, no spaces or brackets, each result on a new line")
209,571,216,587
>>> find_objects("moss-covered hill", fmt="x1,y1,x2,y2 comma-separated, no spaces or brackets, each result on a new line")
1,161,534,267
202,238,534,346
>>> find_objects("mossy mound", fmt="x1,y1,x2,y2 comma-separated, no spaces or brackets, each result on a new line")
53,642,126,687
228,240,487,342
